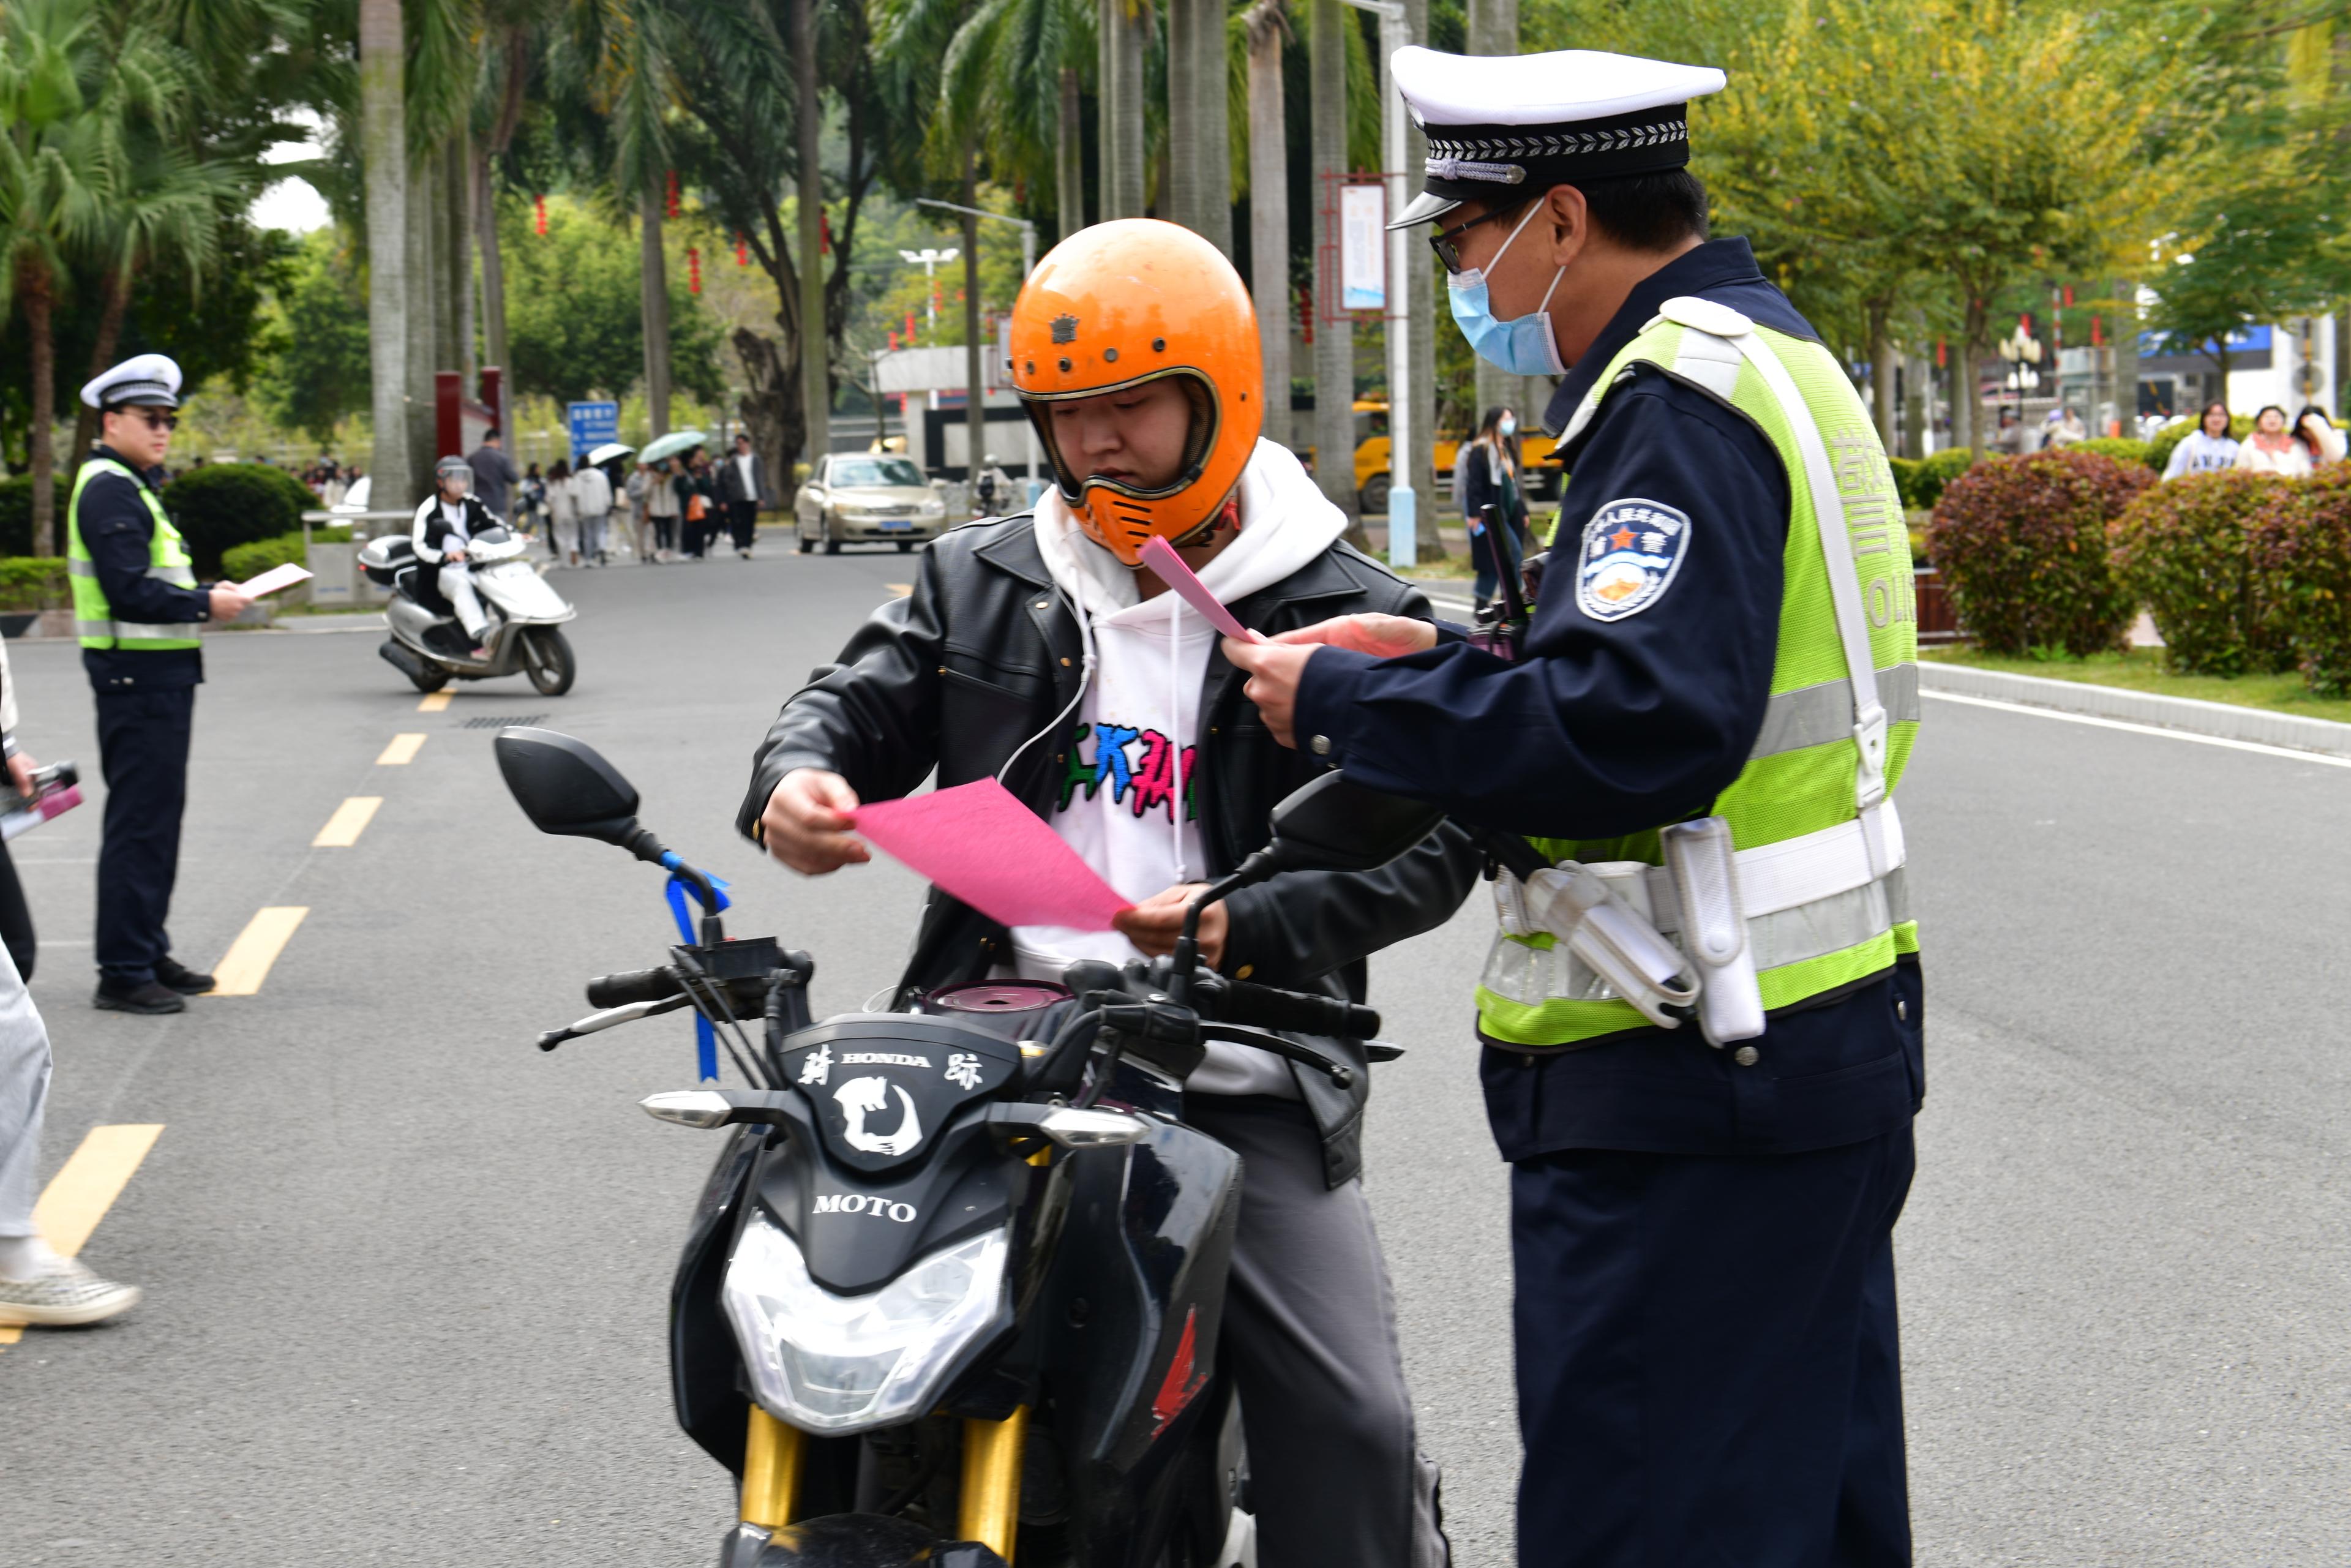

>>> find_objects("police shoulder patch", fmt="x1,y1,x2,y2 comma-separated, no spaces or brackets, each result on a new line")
1575,498,1692,622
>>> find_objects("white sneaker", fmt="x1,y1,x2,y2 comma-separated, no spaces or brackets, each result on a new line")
0,1256,140,1326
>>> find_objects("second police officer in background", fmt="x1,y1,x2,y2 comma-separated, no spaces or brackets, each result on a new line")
1224,48,1925,1568
69,355,253,1016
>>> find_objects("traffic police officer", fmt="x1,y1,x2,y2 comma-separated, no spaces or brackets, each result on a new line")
1225,47,1924,1568
70,355,253,1015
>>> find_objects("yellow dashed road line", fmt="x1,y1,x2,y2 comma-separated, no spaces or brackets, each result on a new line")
0,1124,164,1350
211,907,309,996
886,583,913,597
377,733,426,765
312,797,383,847
416,690,452,712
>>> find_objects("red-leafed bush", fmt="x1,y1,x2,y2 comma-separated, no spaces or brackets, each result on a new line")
1927,449,2154,657
2251,466,2351,696
2109,469,2293,676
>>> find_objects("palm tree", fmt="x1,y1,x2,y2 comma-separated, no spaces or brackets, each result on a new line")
910,0,1094,240
359,0,412,509
1242,0,1288,441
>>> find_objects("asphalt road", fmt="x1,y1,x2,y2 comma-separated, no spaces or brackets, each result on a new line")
4,542,2345,1566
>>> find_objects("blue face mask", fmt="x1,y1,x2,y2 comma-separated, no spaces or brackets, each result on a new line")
1499,416,1518,437
1445,203,1567,377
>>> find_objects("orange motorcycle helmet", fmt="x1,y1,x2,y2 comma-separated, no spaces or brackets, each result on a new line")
1008,219,1264,565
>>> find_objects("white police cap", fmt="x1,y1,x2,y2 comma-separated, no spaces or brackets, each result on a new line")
80,353,183,411
1389,47,1727,230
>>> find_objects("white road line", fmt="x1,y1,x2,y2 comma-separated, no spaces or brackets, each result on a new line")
1922,689,2351,769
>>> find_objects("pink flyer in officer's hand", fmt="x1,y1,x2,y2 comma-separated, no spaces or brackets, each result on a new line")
1139,536,1265,643
850,778,1133,931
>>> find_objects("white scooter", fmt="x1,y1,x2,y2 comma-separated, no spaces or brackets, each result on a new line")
359,525,579,696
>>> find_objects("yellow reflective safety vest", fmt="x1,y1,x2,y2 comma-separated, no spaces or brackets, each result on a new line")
1477,296,1920,1048
67,457,201,651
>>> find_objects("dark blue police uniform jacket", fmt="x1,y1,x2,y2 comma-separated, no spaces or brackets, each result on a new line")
76,447,210,691
1292,238,1924,1162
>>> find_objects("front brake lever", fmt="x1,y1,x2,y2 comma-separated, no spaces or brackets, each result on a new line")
1197,1021,1357,1089
538,992,694,1051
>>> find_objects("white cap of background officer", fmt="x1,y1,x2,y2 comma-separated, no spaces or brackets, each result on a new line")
1385,47,1727,230
80,353,183,412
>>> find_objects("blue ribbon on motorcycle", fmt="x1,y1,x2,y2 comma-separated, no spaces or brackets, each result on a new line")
661,855,732,1082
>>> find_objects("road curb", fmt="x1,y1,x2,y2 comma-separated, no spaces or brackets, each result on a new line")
1920,662,2351,759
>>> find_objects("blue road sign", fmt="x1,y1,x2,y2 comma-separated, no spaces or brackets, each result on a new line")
567,400,620,462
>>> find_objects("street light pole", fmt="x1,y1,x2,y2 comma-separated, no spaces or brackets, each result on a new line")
1342,0,1414,569
917,197,1044,487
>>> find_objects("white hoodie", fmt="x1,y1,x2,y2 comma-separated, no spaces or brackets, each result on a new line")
1006,440,1350,1097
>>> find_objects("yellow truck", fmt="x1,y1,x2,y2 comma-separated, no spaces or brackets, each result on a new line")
1336,400,1564,515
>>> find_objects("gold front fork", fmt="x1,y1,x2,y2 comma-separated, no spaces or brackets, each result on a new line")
958,1405,1029,1564
741,1405,806,1528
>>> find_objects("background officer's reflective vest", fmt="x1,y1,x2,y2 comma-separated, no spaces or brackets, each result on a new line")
1479,300,1919,1046
67,457,201,651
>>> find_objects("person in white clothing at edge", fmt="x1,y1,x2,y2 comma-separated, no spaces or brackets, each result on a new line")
743,219,1474,1568
572,452,616,565
411,454,501,658
0,634,140,1328
2163,399,2240,478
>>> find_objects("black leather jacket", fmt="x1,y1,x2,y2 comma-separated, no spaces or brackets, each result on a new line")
736,514,1480,1186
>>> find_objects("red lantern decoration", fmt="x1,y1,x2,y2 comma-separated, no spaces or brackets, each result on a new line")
820,211,833,257
665,168,681,220
533,194,547,236
688,245,702,294
888,329,899,351
2063,284,2075,307
735,232,749,268
905,311,917,342
1935,337,1946,368
2091,316,2104,348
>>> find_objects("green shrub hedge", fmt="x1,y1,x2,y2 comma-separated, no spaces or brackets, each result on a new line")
2252,467,2351,695
221,525,348,585
2068,437,2150,467
162,463,313,576
0,558,69,612
1890,447,1979,511
1928,449,2153,657
0,476,47,557
2109,470,2293,677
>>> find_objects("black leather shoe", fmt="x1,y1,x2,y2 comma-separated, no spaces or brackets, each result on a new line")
94,980,186,1015
155,958,215,995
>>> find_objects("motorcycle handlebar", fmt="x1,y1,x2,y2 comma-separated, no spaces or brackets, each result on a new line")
587,967,684,1008
1206,976,1380,1040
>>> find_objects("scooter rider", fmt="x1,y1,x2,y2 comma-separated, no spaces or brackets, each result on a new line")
743,219,1472,1568
413,455,500,658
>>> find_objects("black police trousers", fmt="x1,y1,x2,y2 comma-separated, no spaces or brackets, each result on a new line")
1510,1123,1915,1567
94,686,193,983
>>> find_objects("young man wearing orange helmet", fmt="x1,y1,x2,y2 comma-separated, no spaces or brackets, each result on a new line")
740,219,1471,1568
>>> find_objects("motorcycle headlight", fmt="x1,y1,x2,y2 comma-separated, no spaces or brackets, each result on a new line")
722,1209,1009,1432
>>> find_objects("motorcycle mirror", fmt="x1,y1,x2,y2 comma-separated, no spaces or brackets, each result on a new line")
494,728,645,847
1262,772,1447,875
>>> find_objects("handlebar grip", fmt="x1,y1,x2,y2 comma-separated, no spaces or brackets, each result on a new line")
587,967,683,1008
1216,978,1380,1040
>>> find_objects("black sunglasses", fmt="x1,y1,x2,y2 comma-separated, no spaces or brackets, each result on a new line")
122,408,179,430
1428,200,1532,276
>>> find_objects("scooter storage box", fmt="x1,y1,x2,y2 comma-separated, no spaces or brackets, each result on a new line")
358,534,414,587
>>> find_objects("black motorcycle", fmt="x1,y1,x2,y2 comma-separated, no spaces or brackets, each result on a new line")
494,728,1444,1568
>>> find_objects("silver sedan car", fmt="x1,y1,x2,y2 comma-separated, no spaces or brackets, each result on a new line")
793,454,948,554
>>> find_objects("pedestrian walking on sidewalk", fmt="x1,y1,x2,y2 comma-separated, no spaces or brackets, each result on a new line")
575,456,615,565
546,458,580,566
644,458,681,561
467,427,519,518
69,355,252,1015
1461,405,1531,610
718,432,772,557
2162,400,2239,478
2235,405,2313,476
0,634,138,1328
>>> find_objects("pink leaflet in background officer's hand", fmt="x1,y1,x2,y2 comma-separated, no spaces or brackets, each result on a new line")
849,779,1134,931
1139,536,1266,643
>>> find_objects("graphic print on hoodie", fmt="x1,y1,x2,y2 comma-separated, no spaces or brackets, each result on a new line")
1007,439,1350,1097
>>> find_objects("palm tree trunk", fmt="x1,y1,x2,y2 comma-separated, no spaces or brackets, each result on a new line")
641,183,673,436
795,0,829,469
70,266,136,476
407,145,438,486
25,269,58,557
475,150,508,431
961,147,986,489
1245,6,1289,446
1466,0,1522,426
1166,0,1198,232
1401,0,1433,519
448,130,476,386
1057,67,1084,239
1194,0,1232,256
1100,0,1146,217
1309,0,1356,524
360,0,411,512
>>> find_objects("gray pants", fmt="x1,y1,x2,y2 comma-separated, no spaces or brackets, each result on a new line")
0,940,51,1241
1185,1094,1449,1568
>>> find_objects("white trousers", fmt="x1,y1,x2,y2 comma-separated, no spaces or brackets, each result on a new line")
579,509,609,558
0,942,53,1241
438,562,489,637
